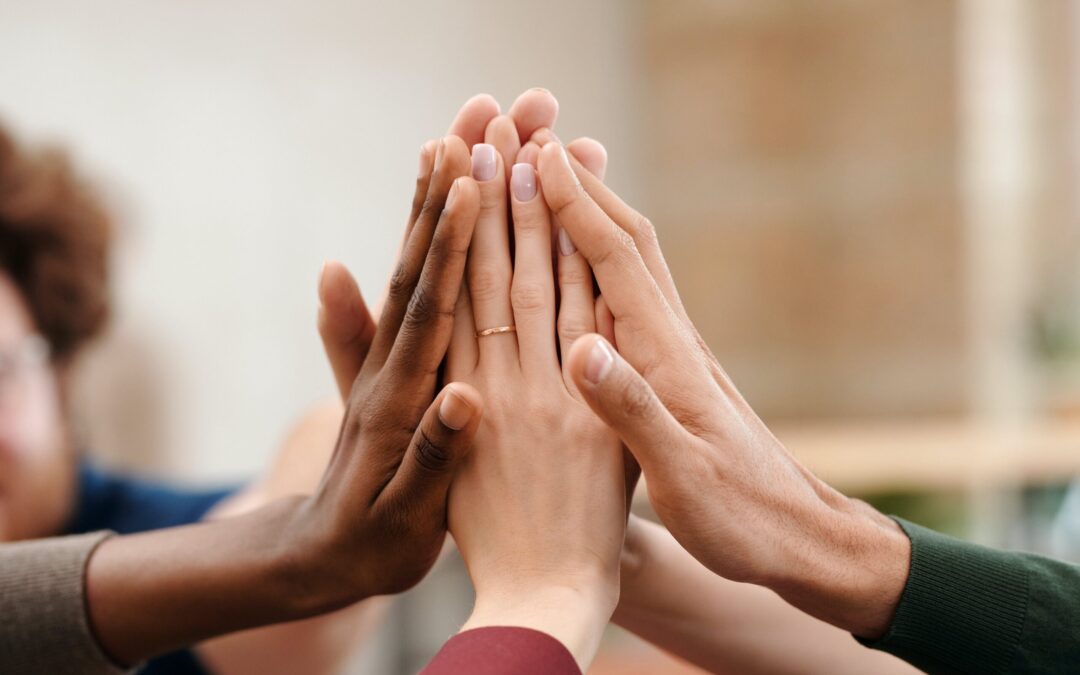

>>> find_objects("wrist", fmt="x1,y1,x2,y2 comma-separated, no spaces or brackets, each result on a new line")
762,496,911,638
277,495,376,614
464,577,616,671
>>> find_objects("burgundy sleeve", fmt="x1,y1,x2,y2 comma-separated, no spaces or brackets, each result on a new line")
420,626,581,675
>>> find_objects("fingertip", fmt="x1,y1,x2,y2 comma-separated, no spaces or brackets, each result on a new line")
438,382,483,431
509,88,559,140
467,93,501,115
566,137,608,180
318,259,361,312
567,333,616,388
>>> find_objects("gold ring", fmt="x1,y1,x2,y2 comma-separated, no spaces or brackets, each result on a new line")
476,325,517,338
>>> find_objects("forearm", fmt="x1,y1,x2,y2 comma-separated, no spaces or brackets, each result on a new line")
85,497,346,666
615,518,918,674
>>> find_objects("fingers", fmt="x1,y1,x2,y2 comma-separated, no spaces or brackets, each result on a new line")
467,143,518,368
484,115,521,179
447,94,501,148
556,206,597,384
381,382,483,520
317,260,376,401
537,142,677,367
566,153,687,322
401,139,440,246
385,176,480,379
368,136,472,370
509,162,559,379
566,138,608,181
567,335,691,474
507,88,559,144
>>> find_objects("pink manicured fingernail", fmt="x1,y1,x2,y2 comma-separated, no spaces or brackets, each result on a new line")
558,226,576,256
511,163,537,202
439,387,473,430
585,339,615,384
445,178,460,211
472,143,497,182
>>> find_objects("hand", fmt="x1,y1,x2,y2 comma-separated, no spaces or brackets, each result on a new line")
535,140,911,639
318,89,562,399
442,122,627,670
85,135,485,664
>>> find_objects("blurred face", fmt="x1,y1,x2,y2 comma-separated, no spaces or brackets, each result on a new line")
0,272,73,541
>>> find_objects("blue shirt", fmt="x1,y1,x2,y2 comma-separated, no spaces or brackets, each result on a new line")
64,462,239,675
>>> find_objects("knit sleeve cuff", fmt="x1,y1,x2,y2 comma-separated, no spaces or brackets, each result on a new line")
857,518,1028,674
0,531,131,674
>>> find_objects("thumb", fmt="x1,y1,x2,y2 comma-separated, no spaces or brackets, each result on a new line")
567,334,688,471
318,260,376,401
382,383,483,514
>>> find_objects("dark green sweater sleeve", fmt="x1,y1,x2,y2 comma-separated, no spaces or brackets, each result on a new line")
859,518,1080,674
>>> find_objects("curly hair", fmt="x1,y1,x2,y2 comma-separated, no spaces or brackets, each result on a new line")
0,125,112,362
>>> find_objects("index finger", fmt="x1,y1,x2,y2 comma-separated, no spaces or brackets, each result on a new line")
537,143,672,333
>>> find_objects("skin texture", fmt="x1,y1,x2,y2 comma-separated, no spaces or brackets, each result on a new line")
84,134,485,666
534,137,911,639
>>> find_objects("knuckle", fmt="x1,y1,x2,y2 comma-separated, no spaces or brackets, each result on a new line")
629,213,658,246
550,180,586,220
387,262,413,304
469,264,509,302
403,286,454,330
414,428,452,473
510,281,549,313
557,315,592,343
557,260,591,287
618,376,658,420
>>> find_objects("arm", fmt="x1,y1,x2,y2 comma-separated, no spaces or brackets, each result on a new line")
536,139,1080,673
76,135,483,669
427,121,628,673
616,517,920,675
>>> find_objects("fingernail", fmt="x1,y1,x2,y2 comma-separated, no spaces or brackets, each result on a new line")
511,163,537,202
585,339,616,384
445,178,460,211
472,143,497,182
558,226,576,256
439,387,473,430
418,143,430,178
318,260,329,298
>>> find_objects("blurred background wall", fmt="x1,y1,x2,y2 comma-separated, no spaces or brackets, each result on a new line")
0,0,645,480
2,1,1080,672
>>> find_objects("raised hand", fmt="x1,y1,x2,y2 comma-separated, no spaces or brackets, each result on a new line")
442,128,627,670
85,136,485,664
535,140,911,639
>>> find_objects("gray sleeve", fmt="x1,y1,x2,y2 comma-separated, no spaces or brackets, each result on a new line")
0,531,131,674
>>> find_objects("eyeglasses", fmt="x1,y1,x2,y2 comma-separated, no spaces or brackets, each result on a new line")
0,335,51,397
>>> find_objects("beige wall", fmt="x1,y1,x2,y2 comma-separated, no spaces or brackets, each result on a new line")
0,0,645,479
